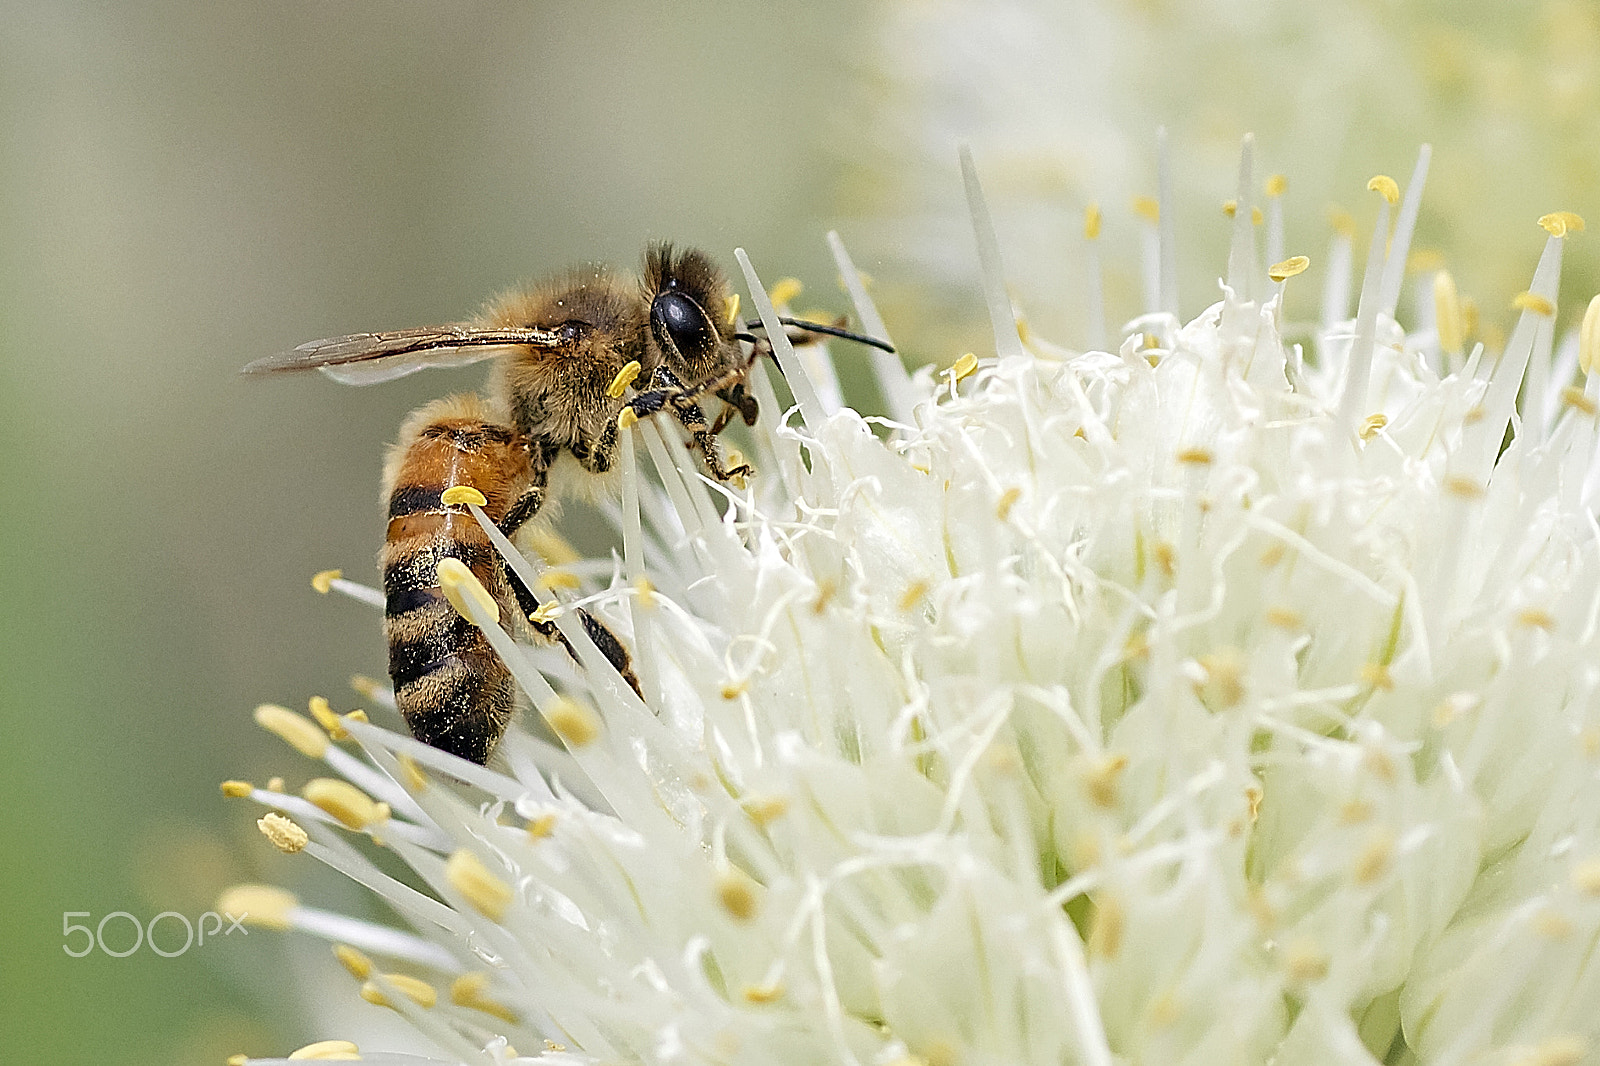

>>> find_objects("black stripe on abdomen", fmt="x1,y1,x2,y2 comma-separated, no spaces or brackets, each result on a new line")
388,484,444,518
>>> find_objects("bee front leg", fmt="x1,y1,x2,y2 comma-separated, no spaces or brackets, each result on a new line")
627,367,752,482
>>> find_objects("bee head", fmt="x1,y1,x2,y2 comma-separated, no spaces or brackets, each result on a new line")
643,243,736,377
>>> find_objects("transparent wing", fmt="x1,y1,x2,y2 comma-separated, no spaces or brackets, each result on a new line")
241,326,567,385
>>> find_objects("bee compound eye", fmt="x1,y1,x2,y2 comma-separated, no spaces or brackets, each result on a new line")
652,291,715,359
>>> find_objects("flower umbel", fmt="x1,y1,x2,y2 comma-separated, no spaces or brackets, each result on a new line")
228,141,1600,1066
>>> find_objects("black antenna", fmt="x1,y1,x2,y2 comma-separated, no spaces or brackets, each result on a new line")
742,316,895,354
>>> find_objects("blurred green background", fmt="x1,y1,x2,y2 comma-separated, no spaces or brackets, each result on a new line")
5,2,1600,1063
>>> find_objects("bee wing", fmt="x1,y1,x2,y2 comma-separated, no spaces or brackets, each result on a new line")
242,326,567,386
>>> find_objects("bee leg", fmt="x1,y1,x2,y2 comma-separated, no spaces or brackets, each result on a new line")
627,367,752,481
577,609,644,700
676,398,752,481
498,459,552,539
719,382,760,427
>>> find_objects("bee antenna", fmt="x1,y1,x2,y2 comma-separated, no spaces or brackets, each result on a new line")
743,316,896,354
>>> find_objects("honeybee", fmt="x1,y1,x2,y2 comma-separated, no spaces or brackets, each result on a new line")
383,393,640,764
248,242,892,761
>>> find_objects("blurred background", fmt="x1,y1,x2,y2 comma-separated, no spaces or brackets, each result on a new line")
4,1,1599,1062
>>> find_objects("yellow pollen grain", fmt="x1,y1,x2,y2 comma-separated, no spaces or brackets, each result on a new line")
1176,446,1213,465
440,485,486,508
898,580,929,612
716,867,761,921
1268,255,1310,282
255,703,329,759
311,569,341,594
287,1040,361,1060
220,780,253,798
1539,211,1586,238
361,973,438,1010
1445,475,1485,499
333,944,373,979
1562,385,1597,415
950,352,979,382
544,695,601,747
768,277,803,306
1582,294,1600,375
1222,199,1238,218
995,486,1022,520
1329,207,1357,239
606,360,642,399
445,848,512,921
1359,413,1388,441
1514,291,1556,316
216,884,297,931
1132,194,1160,223
1517,608,1556,630
266,776,285,792
633,575,657,608
1266,173,1288,197
1367,174,1399,205
1266,606,1302,629
617,406,639,430
1434,271,1464,353
1085,753,1128,808
1084,203,1102,240
535,569,581,591
743,794,790,828
436,557,499,626
1512,1036,1588,1066
1571,857,1600,895
1408,249,1445,272
526,812,558,840
304,778,388,831
723,292,740,326
1360,663,1394,690
450,972,520,1024
1352,830,1395,884
396,753,427,792
743,982,784,1004
258,812,309,854
1086,894,1125,959
309,696,347,740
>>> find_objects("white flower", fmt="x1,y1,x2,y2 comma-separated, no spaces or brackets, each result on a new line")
225,140,1600,1066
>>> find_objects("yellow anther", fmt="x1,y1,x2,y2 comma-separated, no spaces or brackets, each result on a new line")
1197,650,1246,707
633,576,657,608
1086,894,1125,959
396,753,427,792
349,674,386,701
526,812,558,839
720,679,748,700
1268,255,1310,282
343,708,367,727
254,703,329,759
1573,857,1600,895
220,780,253,798
1352,830,1395,883
743,982,784,1004
216,884,297,931
287,1039,361,1060
898,580,929,611
529,601,563,625
1329,207,1357,239
1176,446,1213,465
1513,291,1556,316
445,848,513,920
1359,413,1388,441
308,695,346,740
742,794,789,827
228,1056,248,1066
333,943,373,979
1462,297,1481,340
1582,294,1600,375
436,557,499,626
1285,938,1329,985
723,292,741,326
1083,203,1102,240
716,866,761,921
1132,195,1160,223
534,569,581,592
995,486,1022,520
1435,270,1464,353
258,812,309,854
1367,174,1400,205
1266,606,1303,629
440,485,486,508
1513,1036,1588,1066
1251,206,1263,226
767,277,803,306
1085,753,1128,808
1222,199,1238,218
451,972,520,1024
1265,173,1288,197
1539,211,1586,238
544,695,601,747
951,352,979,382
1408,249,1445,272
526,527,580,565
1360,662,1395,689
266,776,286,792
1444,475,1485,499
617,406,639,430
1560,386,1596,416
304,778,388,831
1517,608,1556,630
1245,784,1264,822
606,360,643,399
311,569,341,594
361,973,438,1010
